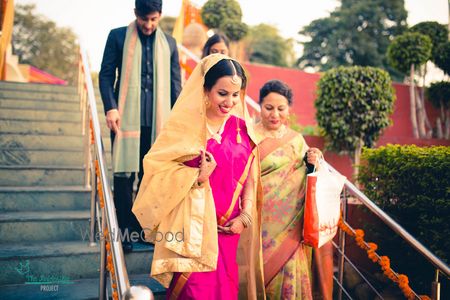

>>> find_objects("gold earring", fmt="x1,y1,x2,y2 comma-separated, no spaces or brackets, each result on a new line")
205,99,211,108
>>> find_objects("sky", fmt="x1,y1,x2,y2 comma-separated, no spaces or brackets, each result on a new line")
15,0,449,72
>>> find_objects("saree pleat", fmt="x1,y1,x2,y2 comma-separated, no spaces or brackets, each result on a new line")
258,130,313,300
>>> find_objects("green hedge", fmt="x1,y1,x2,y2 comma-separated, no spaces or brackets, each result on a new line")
358,144,450,294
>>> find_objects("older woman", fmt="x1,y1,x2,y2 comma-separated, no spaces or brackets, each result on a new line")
132,54,264,299
255,80,333,300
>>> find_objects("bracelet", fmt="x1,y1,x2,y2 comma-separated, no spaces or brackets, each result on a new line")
239,211,252,228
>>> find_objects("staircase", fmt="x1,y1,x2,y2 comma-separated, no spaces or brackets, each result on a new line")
0,81,164,299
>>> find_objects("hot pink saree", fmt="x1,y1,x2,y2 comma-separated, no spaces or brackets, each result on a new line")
166,115,255,300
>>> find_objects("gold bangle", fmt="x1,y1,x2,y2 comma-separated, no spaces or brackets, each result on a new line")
239,211,252,228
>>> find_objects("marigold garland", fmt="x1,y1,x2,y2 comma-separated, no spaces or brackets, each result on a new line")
337,217,431,300
94,160,105,208
89,119,95,145
95,160,118,300
105,239,119,300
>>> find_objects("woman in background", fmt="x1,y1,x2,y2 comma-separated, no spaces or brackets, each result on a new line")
255,79,333,300
202,33,230,58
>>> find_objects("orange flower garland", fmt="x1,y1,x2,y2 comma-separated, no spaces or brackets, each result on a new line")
94,162,119,300
337,217,431,300
94,160,105,208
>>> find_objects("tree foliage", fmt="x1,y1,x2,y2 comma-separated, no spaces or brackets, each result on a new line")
434,41,450,75
387,32,432,74
409,21,448,63
316,66,395,171
201,0,247,41
244,24,295,67
426,81,450,109
298,0,407,75
12,4,79,85
221,19,248,42
427,80,450,139
358,145,450,293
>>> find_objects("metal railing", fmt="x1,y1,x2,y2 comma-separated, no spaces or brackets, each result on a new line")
78,44,153,300
325,162,449,300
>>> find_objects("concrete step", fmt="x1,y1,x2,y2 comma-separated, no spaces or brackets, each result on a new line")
0,133,111,151
0,89,79,102
0,186,91,212
0,241,158,285
0,81,100,98
0,149,83,166
0,119,82,136
0,108,81,122
0,149,111,170
0,81,78,94
0,134,84,150
0,117,110,138
0,98,80,111
0,241,98,286
0,272,165,300
0,166,85,186
0,120,111,142
0,97,105,113
0,210,90,243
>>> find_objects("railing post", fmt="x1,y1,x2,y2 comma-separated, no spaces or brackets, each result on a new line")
84,106,91,188
99,210,108,300
88,163,97,246
338,187,348,300
431,269,440,300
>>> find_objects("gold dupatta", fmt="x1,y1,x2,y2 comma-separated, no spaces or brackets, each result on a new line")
132,54,265,299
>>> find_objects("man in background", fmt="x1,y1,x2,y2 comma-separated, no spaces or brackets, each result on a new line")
99,0,181,252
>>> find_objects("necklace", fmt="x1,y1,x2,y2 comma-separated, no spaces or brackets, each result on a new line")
206,117,228,144
258,123,288,139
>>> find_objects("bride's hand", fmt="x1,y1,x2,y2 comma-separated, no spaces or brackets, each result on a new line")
198,150,216,184
217,217,245,235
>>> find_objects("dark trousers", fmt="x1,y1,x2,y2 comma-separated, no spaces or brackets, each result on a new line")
111,127,152,239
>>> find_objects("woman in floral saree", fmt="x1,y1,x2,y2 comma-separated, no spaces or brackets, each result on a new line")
132,54,265,299
255,80,333,300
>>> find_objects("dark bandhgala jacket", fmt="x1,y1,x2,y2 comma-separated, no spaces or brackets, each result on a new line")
99,26,181,125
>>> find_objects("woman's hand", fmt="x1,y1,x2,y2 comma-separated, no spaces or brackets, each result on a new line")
306,147,323,169
197,150,217,184
218,217,245,235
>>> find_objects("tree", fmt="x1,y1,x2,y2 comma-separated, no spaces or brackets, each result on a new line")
408,22,448,138
201,0,247,42
298,0,407,78
410,21,448,63
315,66,395,177
243,24,295,67
12,4,79,85
426,81,450,138
434,41,450,75
387,32,432,139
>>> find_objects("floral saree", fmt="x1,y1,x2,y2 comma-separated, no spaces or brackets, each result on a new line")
257,129,314,300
